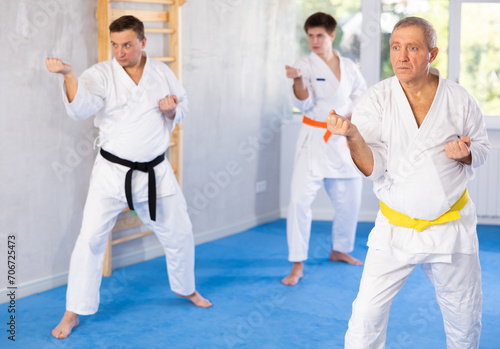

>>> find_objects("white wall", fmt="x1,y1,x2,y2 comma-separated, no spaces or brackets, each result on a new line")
0,0,295,299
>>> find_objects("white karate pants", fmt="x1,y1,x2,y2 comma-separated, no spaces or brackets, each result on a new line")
66,180,195,315
286,152,362,262
345,248,482,349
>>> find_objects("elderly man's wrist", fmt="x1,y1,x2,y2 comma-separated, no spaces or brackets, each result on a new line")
164,111,176,120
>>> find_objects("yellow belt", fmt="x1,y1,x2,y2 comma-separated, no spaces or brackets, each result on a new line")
380,189,469,231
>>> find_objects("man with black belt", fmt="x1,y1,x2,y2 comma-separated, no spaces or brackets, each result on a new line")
46,15,211,339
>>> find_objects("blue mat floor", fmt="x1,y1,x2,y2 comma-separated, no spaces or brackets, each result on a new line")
2,220,499,348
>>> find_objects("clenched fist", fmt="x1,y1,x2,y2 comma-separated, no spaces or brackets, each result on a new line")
326,109,356,137
445,136,472,164
159,95,178,119
45,58,73,75
285,65,303,80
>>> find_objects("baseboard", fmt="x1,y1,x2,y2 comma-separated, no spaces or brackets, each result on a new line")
0,243,167,303
0,210,282,303
194,210,281,245
477,217,500,225
1,271,70,302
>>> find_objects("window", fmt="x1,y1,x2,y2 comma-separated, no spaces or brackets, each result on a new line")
380,0,449,80
295,0,362,64
458,2,500,116
293,0,500,122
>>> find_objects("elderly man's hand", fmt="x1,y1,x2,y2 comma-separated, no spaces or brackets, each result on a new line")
326,109,356,137
445,136,472,164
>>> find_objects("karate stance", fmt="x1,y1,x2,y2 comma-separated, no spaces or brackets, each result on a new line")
282,12,367,286
327,17,490,348
46,16,211,339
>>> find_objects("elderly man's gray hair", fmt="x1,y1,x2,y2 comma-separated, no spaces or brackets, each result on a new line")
392,16,437,51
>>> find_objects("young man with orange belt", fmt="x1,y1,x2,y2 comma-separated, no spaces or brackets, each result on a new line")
282,12,367,286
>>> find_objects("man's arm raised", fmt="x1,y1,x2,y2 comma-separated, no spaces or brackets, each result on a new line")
285,65,309,101
326,109,374,177
45,58,78,103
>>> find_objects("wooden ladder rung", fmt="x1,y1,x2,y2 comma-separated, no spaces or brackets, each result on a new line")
112,230,154,245
111,213,142,232
111,0,174,5
145,27,175,34
111,9,169,22
152,56,176,63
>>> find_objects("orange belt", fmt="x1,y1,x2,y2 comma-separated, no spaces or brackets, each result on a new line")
302,116,332,143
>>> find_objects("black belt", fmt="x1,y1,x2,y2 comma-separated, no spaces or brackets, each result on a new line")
100,149,165,221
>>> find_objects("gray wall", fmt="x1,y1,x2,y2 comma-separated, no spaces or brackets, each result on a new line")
182,0,294,238
0,0,294,298
0,0,98,295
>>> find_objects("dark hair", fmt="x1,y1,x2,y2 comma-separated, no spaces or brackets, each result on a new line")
109,15,145,41
392,16,437,51
304,12,337,35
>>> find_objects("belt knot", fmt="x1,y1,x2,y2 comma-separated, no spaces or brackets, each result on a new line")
99,148,165,221
134,162,149,172
380,189,469,231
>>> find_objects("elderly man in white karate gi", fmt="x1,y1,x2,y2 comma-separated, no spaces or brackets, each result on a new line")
46,15,211,339
282,12,367,286
327,16,490,349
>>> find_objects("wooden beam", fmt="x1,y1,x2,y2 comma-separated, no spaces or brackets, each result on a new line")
168,0,181,79
145,27,175,34
170,123,183,186
111,0,174,4
103,234,113,276
152,56,176,62
110,9,169,22
112,231,154,245
167,0,183,187
97,0,111,62
111,214,143,232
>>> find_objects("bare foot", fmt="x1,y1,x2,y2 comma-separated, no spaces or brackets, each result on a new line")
176,290,212,308
329,250,363,265
281,262,304,286
52,311,79,339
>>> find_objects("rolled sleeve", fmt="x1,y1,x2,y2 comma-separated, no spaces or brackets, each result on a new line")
288,58,314,113
161,65,189,132
62,68,105,121
464,94,490,179
290,86,314,112
352,92,387,180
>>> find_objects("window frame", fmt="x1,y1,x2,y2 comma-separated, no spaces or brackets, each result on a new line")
359,0,500,129
449,0,500,128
